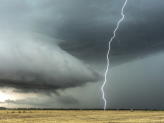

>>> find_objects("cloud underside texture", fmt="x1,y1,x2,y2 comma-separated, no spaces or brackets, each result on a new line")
0,33,99,92
0,0,164,92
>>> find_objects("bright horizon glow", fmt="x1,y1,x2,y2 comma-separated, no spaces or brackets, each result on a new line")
0,91,15,102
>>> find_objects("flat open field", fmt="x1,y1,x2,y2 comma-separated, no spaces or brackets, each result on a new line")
0,110,164,123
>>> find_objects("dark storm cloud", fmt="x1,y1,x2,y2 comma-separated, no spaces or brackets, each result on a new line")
0,0,164,109
0,0,103,92
55,0,164,64
2,0,163,64
0,33,100,92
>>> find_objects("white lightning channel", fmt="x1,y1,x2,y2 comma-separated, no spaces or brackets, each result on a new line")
101,0,128,110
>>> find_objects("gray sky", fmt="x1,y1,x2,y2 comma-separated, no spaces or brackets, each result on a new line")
0,0,164,109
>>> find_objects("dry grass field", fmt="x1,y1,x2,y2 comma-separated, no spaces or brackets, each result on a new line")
0,110,164,123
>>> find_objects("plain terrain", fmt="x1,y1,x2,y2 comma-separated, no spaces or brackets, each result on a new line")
0,110,164,123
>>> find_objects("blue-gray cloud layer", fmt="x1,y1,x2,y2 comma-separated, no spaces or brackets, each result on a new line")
0,0,164,109
0,0,101,91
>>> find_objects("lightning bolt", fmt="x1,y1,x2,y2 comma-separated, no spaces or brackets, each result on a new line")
101,0,128,110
